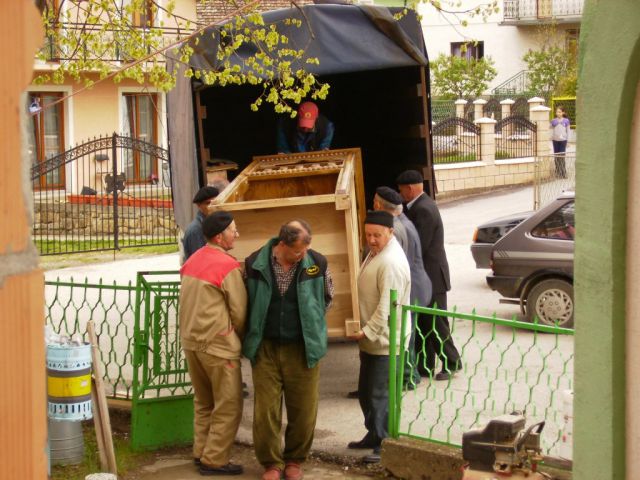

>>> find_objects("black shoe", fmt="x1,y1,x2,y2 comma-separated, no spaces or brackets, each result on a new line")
243,389,250,399
347,389,359,399
348,436,379,450
435,364,461,381
194,458,202,466
199,462,243,476
363,446,381,464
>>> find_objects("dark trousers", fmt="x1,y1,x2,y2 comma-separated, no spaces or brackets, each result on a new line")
552,140,567,178
357,351,391,446
415,292,461,375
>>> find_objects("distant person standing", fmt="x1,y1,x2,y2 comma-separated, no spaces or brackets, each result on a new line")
396,170,461,381
373,186,432,390
276,101,335,153
551,106,571,179
182,186,219,262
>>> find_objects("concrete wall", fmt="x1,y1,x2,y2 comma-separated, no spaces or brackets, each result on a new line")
574,1,640,479
435,158,535,196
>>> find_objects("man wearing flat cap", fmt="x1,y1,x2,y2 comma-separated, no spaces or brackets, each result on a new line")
179,211,247,476
182,186,219,262
396,170,461,381
347,210,411,464
373,186,432,390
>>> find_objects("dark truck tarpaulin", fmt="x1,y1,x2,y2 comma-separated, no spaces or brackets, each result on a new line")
167,4,430,230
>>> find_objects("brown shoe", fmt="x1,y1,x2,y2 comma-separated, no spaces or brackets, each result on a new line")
284,462,303,480
262,466,282,480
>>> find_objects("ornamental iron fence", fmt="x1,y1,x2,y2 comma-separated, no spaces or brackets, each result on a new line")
32,133,177,255
495,115,537,160
432,117,480,164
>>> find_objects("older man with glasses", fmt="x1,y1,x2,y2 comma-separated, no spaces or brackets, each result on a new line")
243,219,334,480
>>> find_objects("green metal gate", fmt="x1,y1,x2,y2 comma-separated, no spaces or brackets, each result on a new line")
131,271,193,450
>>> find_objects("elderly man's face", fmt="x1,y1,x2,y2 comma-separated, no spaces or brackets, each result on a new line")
365,223,393,255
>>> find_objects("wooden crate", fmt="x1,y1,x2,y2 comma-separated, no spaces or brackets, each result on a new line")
211,148,365,338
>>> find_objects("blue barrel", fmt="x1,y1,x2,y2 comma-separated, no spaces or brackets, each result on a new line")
47,343,93,421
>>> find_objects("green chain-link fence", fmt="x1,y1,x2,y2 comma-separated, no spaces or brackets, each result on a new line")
388,291,574,459
45,278,139,400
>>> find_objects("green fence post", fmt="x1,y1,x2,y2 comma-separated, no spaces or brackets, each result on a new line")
388,289,398,438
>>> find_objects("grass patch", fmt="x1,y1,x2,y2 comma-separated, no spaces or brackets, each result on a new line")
40,244,179,271
51,419,153,480
434,152,477,164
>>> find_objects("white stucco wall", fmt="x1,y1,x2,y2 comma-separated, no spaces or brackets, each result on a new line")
418,2,579,93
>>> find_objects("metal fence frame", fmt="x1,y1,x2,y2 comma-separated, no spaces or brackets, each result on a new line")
534,153,577,209
432,117,481,164
495,115,537,160
388,290,574,459
32,133,177,256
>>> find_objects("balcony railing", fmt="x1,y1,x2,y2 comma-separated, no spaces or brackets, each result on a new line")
503,0,583,23
38,23,193,63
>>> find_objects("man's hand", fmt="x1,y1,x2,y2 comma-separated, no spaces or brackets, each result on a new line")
347,330,366,341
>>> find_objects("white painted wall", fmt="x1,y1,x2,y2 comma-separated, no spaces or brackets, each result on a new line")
418,2,579,93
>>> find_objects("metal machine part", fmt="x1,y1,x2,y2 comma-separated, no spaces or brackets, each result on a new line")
462,414,551,479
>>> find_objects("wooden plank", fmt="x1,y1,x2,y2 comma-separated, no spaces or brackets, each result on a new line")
88,321,118,475
212,194,336,212
195,90,211,167
91,379,109,471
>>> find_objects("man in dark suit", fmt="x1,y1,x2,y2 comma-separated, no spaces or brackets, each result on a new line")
396,170,461,381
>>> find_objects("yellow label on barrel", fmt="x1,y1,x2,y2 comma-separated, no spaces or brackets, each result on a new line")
47,374,92,398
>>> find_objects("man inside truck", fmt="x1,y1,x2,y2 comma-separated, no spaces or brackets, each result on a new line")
276,101,335,153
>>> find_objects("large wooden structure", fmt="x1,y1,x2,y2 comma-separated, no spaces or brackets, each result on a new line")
211,148,366,337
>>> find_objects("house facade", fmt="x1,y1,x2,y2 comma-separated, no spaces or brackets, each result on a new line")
28,0,197,194
417,0,583,94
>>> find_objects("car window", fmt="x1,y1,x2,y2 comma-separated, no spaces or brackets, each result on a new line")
531,201,575,240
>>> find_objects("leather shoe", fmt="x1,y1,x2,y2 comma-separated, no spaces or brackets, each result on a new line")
435,364,462,381
363,446,381,464
199,462,243,476
348,436,379,450
284,462,303,480
346,389,359,399
262,466,282,480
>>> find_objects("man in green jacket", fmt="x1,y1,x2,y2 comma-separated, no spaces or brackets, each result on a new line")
243,220,333,480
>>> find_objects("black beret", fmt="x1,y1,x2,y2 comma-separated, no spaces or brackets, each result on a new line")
192,186,219,204
375,186,403,206
364,210,394,229
203,211,234,239
395,170,424,185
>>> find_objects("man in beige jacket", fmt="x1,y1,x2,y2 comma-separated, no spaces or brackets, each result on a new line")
347,210,411,464
179,210,247,476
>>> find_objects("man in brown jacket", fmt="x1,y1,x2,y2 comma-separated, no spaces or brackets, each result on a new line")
179,210,247,476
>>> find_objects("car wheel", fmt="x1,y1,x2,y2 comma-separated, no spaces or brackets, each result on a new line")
525,279,574,328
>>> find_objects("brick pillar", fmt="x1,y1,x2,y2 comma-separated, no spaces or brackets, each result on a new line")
475,117,497,164
455,99,467,137
528,96,546,117
473,98,487,121
530,105,552,157
500,98,514,119
0,3,48,480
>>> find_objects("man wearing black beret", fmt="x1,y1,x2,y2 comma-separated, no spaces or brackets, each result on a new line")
182,186,219,262
396,170,461,381
179,210,247,475
373,186,432,390
347,210,411,463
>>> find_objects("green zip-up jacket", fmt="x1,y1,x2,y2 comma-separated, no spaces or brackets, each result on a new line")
243,238,329,368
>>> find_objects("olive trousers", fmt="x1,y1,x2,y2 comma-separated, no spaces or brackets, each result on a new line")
184,350,243,467
252,339,320,470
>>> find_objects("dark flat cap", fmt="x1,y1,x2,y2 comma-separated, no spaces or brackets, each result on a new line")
364,210,394,229
375,186,403,206
192,186,219,204
203,211,234,239
396,170,423,185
